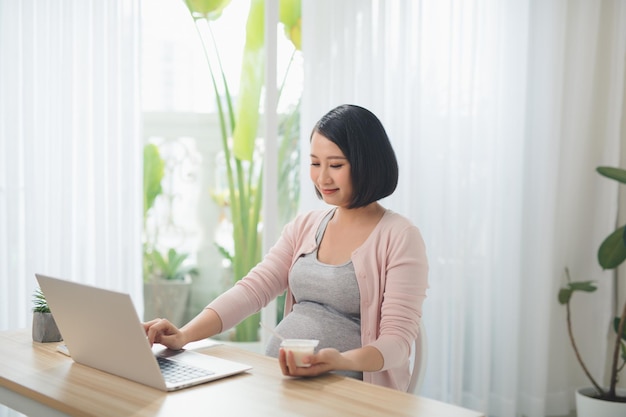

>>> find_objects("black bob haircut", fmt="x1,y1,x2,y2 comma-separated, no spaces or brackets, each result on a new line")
311,104,399,209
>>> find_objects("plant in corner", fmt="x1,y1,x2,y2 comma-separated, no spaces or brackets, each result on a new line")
32,287,62,343
558,166,626,405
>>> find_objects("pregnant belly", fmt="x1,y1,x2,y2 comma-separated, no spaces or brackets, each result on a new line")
265,302,361,358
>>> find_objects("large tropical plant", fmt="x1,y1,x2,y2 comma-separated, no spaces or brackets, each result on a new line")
558,166,626,402
183,0,301,341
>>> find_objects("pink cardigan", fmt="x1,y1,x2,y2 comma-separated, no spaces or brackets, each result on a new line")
207,208,429,391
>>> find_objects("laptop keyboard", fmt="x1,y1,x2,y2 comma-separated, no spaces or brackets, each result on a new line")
157,356,214,384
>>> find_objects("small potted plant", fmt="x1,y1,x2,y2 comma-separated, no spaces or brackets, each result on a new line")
32,287,62,343
143,248,199,327
558,166,626,416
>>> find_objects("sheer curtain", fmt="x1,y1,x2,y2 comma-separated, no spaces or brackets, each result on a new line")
301,1,626,416
0,0,143,331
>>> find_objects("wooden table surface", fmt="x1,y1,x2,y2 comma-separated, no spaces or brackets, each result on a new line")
0,330,484,417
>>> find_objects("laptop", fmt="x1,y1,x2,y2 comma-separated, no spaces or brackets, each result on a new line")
35,273,252,391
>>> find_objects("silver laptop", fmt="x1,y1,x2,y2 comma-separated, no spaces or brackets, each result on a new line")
35,273,252,391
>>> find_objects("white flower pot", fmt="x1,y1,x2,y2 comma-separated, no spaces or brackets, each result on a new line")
576,387,626,417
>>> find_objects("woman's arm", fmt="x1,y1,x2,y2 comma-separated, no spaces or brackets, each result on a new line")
367,222,428,371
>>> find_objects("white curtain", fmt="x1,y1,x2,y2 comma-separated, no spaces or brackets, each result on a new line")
0,0,143,331
301,1,626,416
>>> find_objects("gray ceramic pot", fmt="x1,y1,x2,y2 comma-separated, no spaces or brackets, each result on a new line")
32,312,63,343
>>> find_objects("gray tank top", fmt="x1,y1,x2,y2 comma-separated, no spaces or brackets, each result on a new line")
265,210,363,380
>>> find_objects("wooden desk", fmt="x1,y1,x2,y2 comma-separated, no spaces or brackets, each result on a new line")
0,330,483,417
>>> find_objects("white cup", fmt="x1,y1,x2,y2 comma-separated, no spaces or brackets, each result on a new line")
280,339,319,367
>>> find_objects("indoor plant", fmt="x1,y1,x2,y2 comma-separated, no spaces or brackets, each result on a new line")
143,248,199,327
558,166,626,411
183,0,301,341
32,287,62,343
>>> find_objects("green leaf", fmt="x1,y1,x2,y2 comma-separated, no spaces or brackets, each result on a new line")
558,288,572,305
558,281,597,305
146,248,197,281
167,248,185,272
567,281,597,292
597,166,626,184
32,287,50,313
215,243,234,263
151,250,167,271
143,144,164,218
279,0,300,28
621,341,626,362
184,0,231,20
613,317,626,341
598,225,626,269
279,0,301,50
232,0,264,162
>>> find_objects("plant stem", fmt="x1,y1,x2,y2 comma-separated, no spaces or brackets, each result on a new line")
566,298,605,395
609,301,626,397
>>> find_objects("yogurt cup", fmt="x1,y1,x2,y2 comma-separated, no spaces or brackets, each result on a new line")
280,339,319,367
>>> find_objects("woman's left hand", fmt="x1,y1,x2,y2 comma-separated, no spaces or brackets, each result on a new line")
278,347,345,377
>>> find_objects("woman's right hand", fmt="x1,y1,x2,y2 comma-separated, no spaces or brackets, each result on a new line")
143,318,186,350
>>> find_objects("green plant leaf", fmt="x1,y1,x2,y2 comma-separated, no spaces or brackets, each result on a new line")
146,248,197,281
215,243,234,263
143,144,164,218
598,225,626,269
184,0,231,20
32,287,50,313
232,0,264,162
279,0,300,27
568,281,598,292
167,248,185,271
151,250,167,272
613,317,626,341
280,0,301,50
558,281,597,305
597,166,626,184
558,288,572,305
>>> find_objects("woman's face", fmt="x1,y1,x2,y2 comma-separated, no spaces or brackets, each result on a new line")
309,132,353,208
